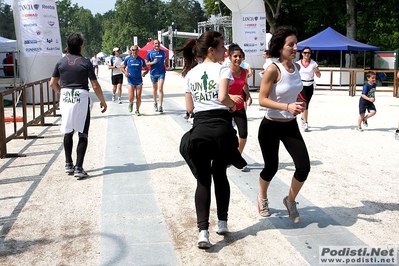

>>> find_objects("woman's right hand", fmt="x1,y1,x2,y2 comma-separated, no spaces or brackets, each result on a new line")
230,94,243,104
228,103,236,112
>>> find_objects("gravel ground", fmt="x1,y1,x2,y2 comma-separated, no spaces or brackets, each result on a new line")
1,65,398,265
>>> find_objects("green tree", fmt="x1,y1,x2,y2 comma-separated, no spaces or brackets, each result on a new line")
56,0,80,51
103,0,164,53
357,0,399,51
68,7,103,57
165,0,206,48
56,0,107,57
263,0,283,33
0,0,15,39
203,0,230,17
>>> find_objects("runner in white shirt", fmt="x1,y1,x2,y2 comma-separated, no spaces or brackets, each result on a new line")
296,46,321,131
90,54,99,77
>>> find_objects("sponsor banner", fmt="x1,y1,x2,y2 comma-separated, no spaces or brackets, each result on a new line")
373,52,396,70
319,246,397,265
241,13,266,56
17,0,62,58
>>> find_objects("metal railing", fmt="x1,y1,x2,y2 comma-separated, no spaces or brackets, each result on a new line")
0,78,59,158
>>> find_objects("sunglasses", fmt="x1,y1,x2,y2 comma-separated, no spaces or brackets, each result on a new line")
303,52,311,55
131,49,138,51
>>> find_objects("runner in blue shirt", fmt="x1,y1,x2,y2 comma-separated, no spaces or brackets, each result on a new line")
123,45,149,116
145,40,169,113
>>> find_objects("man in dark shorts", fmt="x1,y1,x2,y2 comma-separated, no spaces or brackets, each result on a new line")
108,47,124,103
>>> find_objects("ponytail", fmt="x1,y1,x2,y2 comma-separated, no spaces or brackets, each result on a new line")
175,39,197,77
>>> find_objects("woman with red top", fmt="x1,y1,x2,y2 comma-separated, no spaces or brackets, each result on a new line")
296,46,321,131
228,44,252,161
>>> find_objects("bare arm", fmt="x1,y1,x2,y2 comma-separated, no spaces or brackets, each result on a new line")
259,64,280,109
314,66,321,78
242,69,252,106
90,79,107,113
145,59,157,66
185,92,194,114
247,67,253,78
122,64,128,76
142,65,149,77
164,56,169,69
218,78,236,112
361,93,375,102
49,77,61,94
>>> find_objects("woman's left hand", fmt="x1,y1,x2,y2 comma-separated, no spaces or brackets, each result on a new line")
288,102,305,116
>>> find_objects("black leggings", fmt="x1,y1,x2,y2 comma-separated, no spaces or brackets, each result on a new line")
64,104,90,168
192,110,232,231
258,118,310,182
299,84,314,110
232,108,248,139
195,158,229,231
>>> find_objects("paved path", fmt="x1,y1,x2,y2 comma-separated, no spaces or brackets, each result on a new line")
96,70,365,265
99,83,179,265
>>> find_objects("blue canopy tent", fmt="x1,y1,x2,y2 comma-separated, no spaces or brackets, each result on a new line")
298,27,380,51
297,27,380,68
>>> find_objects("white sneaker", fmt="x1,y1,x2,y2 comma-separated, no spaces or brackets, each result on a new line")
395,130,399,140
213,220,229,235
197,230,211,249
241,166,250,172
112,94,116,102
302,122,309,132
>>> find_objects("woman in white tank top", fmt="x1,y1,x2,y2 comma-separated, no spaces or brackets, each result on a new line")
257,26,311,224
296,47,321,131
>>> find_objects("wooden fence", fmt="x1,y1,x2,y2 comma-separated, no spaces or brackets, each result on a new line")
0,78,59,158
249,67,399,98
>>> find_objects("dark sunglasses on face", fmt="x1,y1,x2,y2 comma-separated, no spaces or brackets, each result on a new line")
131,49,138,51
303,52,311,55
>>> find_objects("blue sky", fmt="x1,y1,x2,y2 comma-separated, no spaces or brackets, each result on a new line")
69,0,117,14
5,0,203,15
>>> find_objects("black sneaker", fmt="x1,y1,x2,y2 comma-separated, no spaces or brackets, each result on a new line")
74,167,88,179
65,163,74,174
